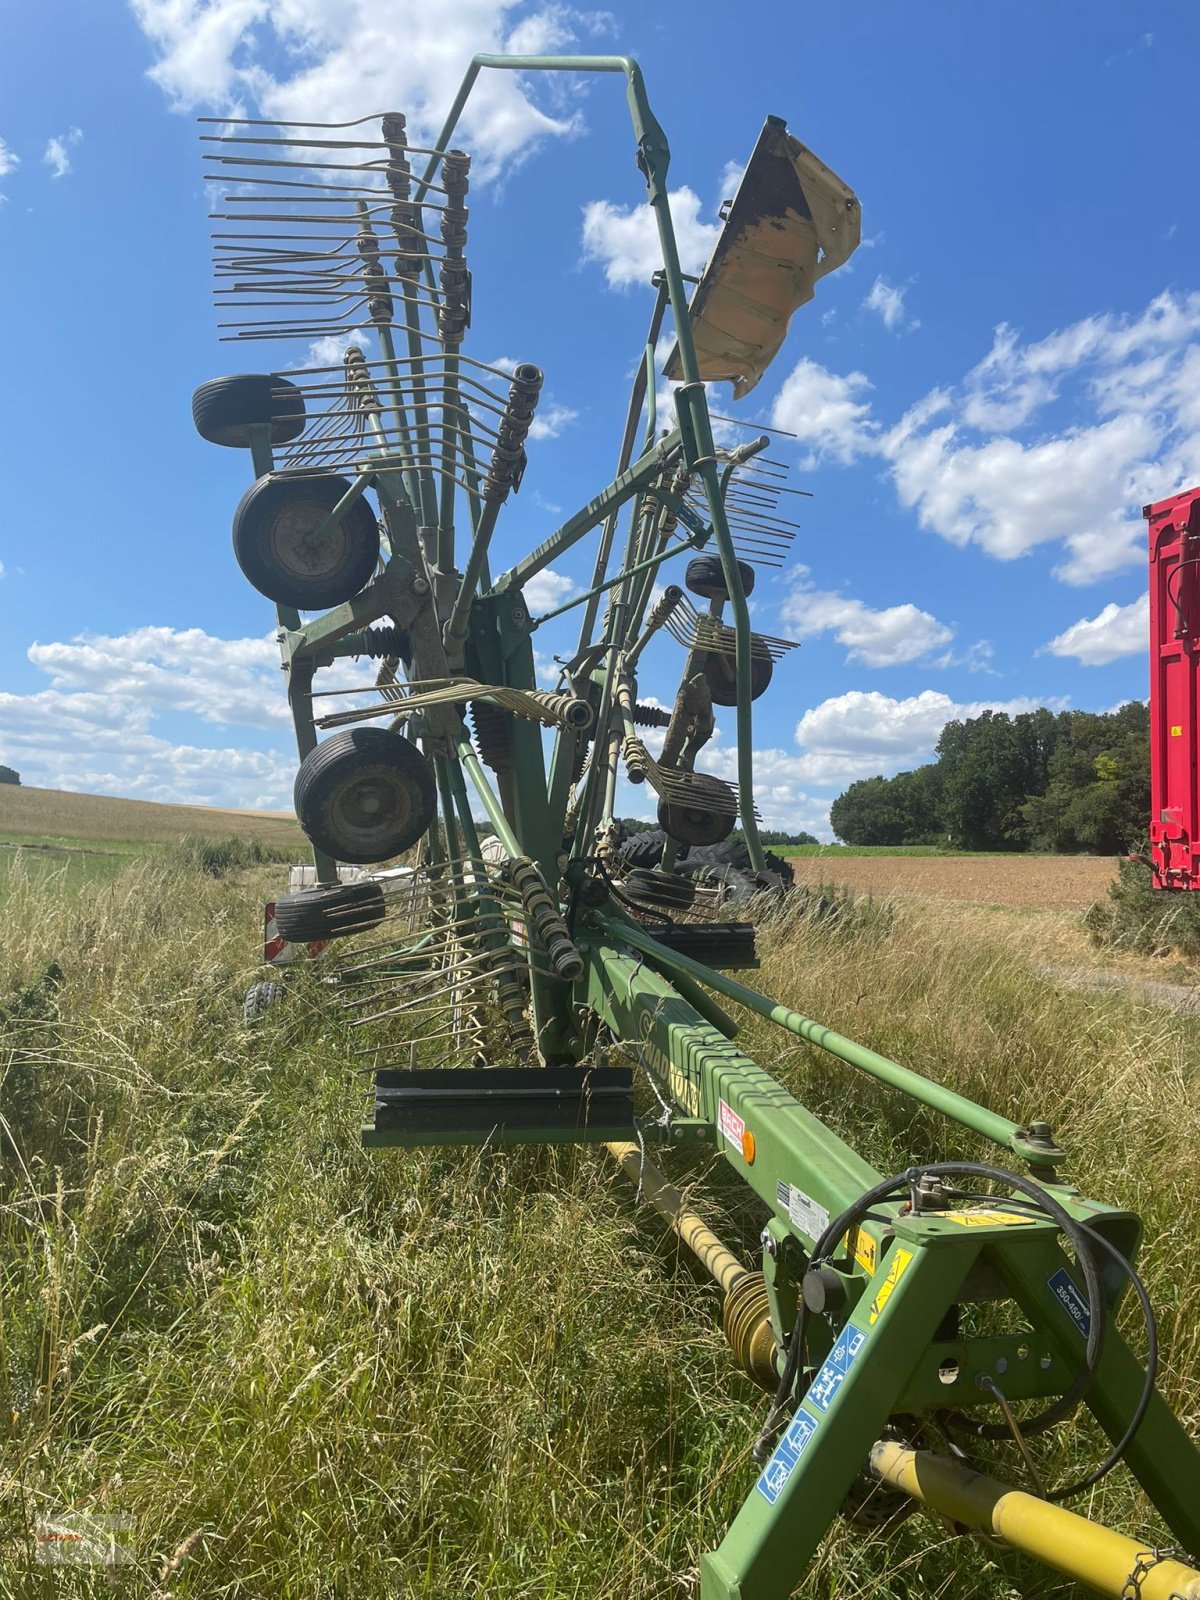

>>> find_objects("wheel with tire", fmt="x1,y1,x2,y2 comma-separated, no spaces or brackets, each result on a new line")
243,979,285,1021
233,473,380,610
685,556,756,602
618,828,672,871
294,729,436,864
192,374,306,449
657,776,737,847
274,879,387,940
701,645,773,707
623,868,697,911
685,839,795,884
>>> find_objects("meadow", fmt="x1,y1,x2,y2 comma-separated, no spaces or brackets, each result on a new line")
1,839,1197,1597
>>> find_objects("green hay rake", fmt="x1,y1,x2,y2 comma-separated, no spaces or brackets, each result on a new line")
193,54,1200,1600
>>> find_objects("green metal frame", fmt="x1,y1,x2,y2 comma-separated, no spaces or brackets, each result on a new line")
200,56,1200,1597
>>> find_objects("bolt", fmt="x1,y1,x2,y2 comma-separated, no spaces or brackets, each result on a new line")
410,575,431,596
510,607,528,628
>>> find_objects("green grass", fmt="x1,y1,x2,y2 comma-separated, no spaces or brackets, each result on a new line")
1,858,1197,1596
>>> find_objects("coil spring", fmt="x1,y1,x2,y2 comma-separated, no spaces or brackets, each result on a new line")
484,365,543,502
471,699,513,773
504,856,584,982
355,211,393,324
438,150,471,346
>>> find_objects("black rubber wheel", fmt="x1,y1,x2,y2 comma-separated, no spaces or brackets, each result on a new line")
232,473,380,610
702,646,774,706
294,730,436,864
685,839,795,884
686,863,787,906
274,880,387,941
243,979,285,1021
657,776,737,847
192,374,306,449
618,828,672,871
623,868,697,911
685,556,756,602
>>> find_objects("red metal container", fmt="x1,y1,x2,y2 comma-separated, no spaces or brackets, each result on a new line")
1147,486,1200,888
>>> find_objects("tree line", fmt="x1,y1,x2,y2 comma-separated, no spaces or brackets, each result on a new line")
829,703,1150,853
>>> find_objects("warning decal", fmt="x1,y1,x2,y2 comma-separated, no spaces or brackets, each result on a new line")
755,1411,818,1505
807,1322,867,1413
867,1247,913,1324
940,1207,1031,1229
718,1099,746,1153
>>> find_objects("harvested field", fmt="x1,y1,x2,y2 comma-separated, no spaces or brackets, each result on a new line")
0,783,304,849
787,851,1117,910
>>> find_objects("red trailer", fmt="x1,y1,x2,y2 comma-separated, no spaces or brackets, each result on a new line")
1147,485,1200,887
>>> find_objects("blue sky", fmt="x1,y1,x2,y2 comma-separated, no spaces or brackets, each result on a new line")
0,1,1195,837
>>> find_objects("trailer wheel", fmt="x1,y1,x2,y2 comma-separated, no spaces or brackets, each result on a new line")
657,777,737,847
685,555,756,602
233,473,380,610
701,646,773,706
243,979,284,1022
274,880,387,941
617,828,673,870
295,729,436,864
192,374,306,449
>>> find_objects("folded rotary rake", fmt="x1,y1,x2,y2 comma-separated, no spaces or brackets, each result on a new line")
192,53,1200,1600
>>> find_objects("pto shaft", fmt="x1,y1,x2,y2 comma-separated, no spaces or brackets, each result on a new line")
870,1443,1200,1599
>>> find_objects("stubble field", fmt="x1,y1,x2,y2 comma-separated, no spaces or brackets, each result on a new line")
786,851,1118,910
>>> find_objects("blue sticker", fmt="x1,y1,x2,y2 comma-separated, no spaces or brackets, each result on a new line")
755,1411,818,1505
807,1323,867,1413
674,501,709,534
1048,1268,1091,1337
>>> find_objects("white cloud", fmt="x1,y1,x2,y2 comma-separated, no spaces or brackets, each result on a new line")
792,689,1068,788
28,626,290,729
863,275,915,332
528,401,578,441
581,184,719,289
522,567,576,615
1044,592,1148,666
773,289,1200,585
43,127,82,179
129,0,602,178
0,136,19,178
781,569,952,667
692,744,832,835
770,358,876,465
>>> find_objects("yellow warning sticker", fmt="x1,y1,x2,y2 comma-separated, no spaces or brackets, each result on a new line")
939,1208,1031,1228
843,1226,878,1276
868,1247,913,1324
1171,725,1183,737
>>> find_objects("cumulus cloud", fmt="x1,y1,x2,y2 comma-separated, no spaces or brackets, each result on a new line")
129,0,604,178
781,568,953,667
1,623,392,805
772,290,1200,586
770,358,876,465
692,744,832,835
522,566,576,614
1044,592,1148,666
792,689,1067,788
0,136,19,178
581,185,719,289
863,275,915,332
43,127,82,178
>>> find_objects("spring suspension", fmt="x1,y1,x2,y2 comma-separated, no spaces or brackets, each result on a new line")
484,365,543,502
438,150,471,346
504,856,584,982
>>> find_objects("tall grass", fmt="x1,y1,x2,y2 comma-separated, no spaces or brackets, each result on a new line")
1,857,1197,1596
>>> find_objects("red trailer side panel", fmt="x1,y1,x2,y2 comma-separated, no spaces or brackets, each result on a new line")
1147,486,1200,889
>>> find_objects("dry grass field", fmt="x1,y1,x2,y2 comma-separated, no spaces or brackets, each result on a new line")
787,851,1118,910
0,784,304,850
